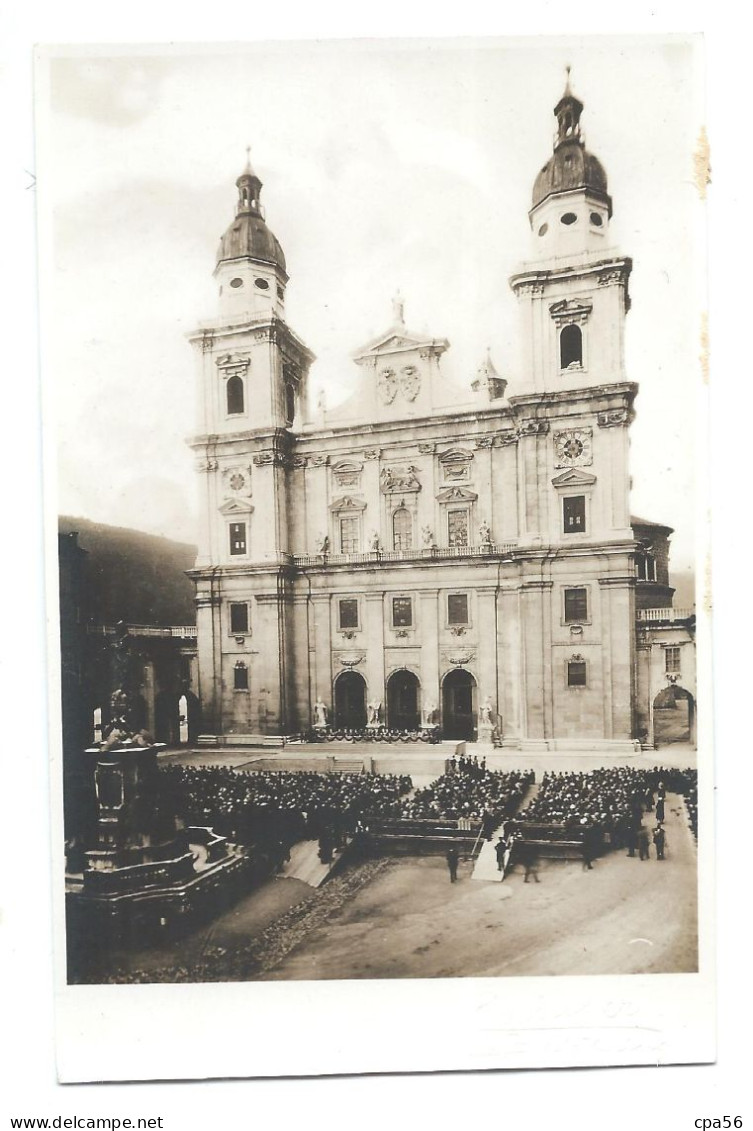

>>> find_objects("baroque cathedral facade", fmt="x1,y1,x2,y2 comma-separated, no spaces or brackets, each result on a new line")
187,79,688,751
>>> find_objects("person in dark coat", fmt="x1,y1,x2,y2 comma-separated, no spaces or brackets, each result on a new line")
655,796,665,823
517,840,540,883
495,837,507,872
482,809,495,842
652,824,666,860
626,823,637,858
637,826,650,860
446,846,460,883
581,824,598,870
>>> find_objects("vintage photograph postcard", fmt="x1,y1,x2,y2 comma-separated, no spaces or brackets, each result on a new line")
36,35,713,1081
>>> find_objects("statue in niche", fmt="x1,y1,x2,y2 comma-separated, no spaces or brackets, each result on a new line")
480,697,494,725
313,697,328,728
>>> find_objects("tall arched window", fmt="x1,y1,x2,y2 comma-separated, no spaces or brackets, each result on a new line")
227,374,245,415
393,506,413,551
560,324,583,369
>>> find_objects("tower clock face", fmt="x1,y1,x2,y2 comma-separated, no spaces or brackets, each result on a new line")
554,428,593,468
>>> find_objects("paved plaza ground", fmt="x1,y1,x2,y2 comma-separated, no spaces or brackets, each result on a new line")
88,743,699,983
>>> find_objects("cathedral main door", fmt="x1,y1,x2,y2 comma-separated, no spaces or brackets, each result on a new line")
334,671,367,729
442,669,477,740
386,669,421,731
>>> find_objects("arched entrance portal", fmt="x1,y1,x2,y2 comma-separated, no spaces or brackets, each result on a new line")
386,669,421,731
653,684,696,746
334,671,367,730
442,668,477,740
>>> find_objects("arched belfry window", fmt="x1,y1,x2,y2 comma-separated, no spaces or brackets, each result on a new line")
392,506,413,551
560,324,583,370
227,374,245,415
285,383,296,427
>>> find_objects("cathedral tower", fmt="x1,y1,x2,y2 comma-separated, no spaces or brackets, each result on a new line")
187,157,314,735
509,73,632,395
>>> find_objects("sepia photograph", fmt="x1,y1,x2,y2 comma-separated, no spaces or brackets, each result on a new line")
35,34,711,1078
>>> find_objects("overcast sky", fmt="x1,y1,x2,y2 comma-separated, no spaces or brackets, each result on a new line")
39,37,703,578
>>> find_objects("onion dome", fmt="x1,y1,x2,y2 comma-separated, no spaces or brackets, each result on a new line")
216,152,287,275
531,71,612,217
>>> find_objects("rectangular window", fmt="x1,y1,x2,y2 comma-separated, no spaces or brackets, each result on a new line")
233,663,249,690
229,522,247,556
339,516,360,554
665,646,681,674
563,495,586,534
230,603,249,634
447,508,469,547
339,598,359,630
567,661,587,687
564,587,588,623
392,596,413,628
447,593,469,625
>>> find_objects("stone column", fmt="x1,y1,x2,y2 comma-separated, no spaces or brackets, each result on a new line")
418,589,440,721
310,592,333,718
476,586,498,732
195,590,222,735
599,575,636,740
365,593,386,710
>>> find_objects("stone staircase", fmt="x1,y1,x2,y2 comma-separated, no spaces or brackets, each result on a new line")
471,827,506,883
278,839,348,888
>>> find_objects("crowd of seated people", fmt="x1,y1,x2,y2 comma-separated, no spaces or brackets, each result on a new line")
515,765,698,847
397,769,534,831
158,766,412,861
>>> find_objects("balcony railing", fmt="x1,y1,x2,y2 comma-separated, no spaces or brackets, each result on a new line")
87,624,197,638
636,608,694,623
293,542,517,567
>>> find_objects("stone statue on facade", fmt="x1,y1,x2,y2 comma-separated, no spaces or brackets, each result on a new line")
480,696,494,725
422,701,437,727
367,699,382,726
370,531,382,552
315,533,329,556
313,696,328,728
421,525,435,548
479,519,492,546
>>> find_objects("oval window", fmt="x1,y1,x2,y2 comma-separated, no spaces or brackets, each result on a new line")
590,211,603,227
230,277,243,289
538,222,548,237
255,277,270,290
561,212,578,226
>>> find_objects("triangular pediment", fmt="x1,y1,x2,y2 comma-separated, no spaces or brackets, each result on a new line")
329,494,367,512
551,467,597,488
436,486,479,503
218,498,255,516
352,325,449,363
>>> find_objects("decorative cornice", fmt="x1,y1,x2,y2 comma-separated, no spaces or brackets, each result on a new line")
549,299,593,326
597,408,635,428
517,419,550,438
598,575,637,588
363,448,381,461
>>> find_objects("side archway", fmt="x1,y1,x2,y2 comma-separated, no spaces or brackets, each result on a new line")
334,670,367,730
442,668,477,740
653,684,696,747
386,669,421,731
